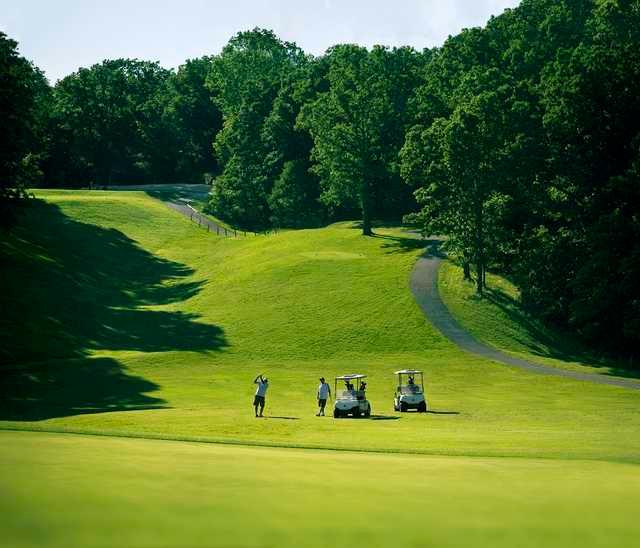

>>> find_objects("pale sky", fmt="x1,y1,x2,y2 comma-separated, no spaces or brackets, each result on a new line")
1,0,520,84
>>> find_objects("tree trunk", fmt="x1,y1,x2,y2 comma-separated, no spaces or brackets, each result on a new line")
361,179,373,236
473,192,485,296
463,262,471,280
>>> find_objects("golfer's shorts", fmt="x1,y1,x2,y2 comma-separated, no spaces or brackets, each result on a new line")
318,398,327,408
254,395,265,406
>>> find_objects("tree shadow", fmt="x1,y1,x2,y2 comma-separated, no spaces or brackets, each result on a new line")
144,189,209,205
374,232,445,257
0,200,228,420
0,357,167,421
368,415,401,420
426,410,460,415
479,278,640,379
105,184,210,205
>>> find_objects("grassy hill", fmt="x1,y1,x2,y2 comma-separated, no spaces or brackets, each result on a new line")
438,262,639,378
1,190,639,547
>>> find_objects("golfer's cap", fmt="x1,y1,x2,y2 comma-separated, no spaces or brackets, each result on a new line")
320,377,325,381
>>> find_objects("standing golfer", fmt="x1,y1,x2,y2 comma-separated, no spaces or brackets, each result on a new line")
253,374,268,417
316,377,331,416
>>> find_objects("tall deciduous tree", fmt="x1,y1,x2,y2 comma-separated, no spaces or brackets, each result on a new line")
300,45,392,236
261,58,331,227
0,31,50,222
403,79,511,294
51,59,171,185
164,57,222,182
206,29,306,230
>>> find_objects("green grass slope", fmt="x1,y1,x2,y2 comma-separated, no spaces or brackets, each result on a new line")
3,430,639,548
0,190,639,461
438,261,639,379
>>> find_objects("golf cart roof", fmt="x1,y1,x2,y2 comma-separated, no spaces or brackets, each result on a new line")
335,374,366,380
394,369,423,375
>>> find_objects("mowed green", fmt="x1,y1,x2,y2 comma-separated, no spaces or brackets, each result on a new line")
1,190,639,547
2,430,639,548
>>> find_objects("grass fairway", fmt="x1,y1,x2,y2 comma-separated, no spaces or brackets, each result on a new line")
2,430,639,548
1,190,639,546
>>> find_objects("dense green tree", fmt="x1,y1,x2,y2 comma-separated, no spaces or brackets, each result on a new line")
403,74,513,293
163,57,222,182
300,45,420,235
369,46,425,219
0,32,50,222
405,0,640,354
261,57,332,227
268,159,321,227
206,29,306,230
51,59,171,186
515,0,640,349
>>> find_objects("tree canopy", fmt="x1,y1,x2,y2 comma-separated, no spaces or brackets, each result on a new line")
0,31,49,223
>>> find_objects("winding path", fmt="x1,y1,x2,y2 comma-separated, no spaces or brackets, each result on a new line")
410,250,640,390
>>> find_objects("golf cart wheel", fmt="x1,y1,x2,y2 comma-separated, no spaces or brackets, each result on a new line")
352,408,360,418
364,404,371,418
417,401,427,413
333,409,341,418
400,402,408,412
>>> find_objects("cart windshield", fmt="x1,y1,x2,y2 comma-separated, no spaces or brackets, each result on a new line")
399,384,422,395
338,389,358,400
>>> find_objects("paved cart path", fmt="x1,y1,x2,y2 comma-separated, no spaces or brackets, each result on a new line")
410,249,640,390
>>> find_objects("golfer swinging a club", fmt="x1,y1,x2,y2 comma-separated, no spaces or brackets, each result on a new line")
253,374,269,417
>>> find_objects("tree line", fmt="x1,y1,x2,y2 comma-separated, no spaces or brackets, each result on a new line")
1,0,639,356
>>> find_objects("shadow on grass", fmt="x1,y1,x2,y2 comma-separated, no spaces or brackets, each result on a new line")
105,184,210,205
426,410,460,415
144,189,209,206
470,273,640,379
0,358,167,421
369,415,401,421
374,232,445,257
262,416,300,420
0,200,228,420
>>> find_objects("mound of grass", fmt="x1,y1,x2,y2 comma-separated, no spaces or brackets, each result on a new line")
438,261,638,379
2,430,639,548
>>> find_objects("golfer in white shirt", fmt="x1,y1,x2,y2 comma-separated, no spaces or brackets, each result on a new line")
316,377,331,416
253,374,268,417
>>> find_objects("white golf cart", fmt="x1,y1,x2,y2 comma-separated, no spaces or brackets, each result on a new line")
333,374,371,418
393,369,427,412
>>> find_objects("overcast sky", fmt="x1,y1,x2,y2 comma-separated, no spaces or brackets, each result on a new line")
1,0,520,83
